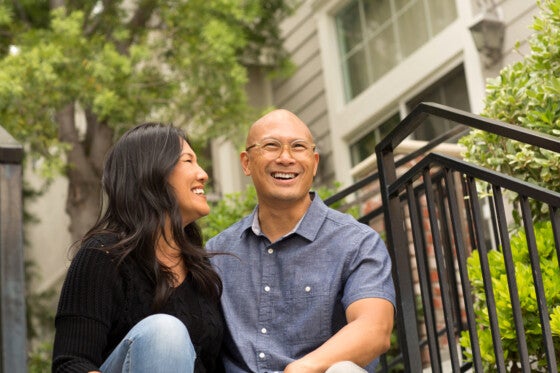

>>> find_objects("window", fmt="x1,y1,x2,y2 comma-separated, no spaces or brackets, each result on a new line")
349,66,469,166
336,0,458,101
407,66,469,141
350,113,400,166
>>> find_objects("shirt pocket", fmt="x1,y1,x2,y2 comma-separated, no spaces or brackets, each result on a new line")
276,281,331,346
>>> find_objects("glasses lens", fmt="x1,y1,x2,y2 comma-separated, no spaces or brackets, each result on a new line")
256,140,313,158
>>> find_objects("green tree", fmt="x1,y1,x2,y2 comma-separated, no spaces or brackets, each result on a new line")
460,0,560,221
0,0,295,241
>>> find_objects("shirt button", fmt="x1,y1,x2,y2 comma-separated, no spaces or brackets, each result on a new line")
261,327,267,334
259,352,265,359
305,286,311,292
264,286,270,292
268,248,274,254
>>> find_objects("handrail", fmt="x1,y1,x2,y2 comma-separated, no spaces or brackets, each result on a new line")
375,102,560,372
377,102,560,154
324,118,469,216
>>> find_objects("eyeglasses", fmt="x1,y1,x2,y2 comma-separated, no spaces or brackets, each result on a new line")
245,139,316,159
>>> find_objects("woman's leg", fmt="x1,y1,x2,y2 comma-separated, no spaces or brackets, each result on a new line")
100,314,196,373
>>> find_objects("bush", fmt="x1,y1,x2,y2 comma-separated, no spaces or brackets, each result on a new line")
459,0,560,221
459,221,560,371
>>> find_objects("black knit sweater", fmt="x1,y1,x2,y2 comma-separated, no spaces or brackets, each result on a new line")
52,235,223,373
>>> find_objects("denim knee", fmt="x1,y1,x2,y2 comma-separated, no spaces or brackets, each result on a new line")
135,314,195,356
100,314,196,373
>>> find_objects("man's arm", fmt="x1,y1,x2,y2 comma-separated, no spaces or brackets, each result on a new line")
284,297,394,373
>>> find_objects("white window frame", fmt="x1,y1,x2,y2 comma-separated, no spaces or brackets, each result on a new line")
312,0,486,186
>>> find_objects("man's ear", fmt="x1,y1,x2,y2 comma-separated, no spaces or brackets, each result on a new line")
313,152,320,177
240,151,251,176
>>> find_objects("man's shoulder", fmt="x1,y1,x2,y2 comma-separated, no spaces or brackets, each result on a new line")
206,215,252,248
323,205,374,234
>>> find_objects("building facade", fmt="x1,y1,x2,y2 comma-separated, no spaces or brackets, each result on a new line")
212,0,538,196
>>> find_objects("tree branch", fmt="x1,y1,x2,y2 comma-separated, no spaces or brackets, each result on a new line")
116,0,158,53
84,109,113,176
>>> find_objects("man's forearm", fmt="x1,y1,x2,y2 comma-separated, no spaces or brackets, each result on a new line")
284,298,394,373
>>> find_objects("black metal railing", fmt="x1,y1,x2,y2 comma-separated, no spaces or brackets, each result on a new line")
324,111,470,372
374,102,560,372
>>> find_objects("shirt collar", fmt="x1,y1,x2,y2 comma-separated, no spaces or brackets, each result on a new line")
242,191,327,242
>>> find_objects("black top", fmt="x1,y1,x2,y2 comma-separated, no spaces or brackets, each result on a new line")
52,235,223,373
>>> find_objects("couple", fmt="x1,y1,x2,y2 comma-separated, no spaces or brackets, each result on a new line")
52,109,396,373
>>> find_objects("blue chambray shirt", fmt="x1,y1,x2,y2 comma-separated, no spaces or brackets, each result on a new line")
207,193,395,373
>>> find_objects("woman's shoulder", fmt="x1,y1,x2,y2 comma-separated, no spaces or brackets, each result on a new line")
72,233,121,267
81,232,120,249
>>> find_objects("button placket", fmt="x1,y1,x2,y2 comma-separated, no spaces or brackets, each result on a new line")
257,243,275,371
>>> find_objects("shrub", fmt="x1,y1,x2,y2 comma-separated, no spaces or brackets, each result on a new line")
459,221,560,371
459,0,560,221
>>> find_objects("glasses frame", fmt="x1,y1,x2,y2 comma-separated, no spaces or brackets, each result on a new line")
245,139,316,159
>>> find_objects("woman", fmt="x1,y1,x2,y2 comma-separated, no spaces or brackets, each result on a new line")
52,123,223,373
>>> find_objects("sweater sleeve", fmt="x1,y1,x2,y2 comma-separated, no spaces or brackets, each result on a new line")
52,239,119,372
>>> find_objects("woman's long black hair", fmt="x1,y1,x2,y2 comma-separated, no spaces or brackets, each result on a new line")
82,122,222,310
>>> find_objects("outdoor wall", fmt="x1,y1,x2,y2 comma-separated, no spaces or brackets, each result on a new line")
270,0,335,187
24,166,71,294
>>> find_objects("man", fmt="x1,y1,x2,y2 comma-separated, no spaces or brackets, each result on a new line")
207,109,395,373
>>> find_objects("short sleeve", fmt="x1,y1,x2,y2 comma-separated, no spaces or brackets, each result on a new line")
341,229,396,310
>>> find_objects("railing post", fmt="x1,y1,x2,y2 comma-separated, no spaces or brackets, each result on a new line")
0,125,26,373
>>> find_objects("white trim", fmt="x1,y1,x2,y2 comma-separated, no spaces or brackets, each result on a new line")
350,140,466,180
314,0,485,186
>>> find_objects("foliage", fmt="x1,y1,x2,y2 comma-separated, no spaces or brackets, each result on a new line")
201,184,259,241
22,183,57,369
0,0,296,177
459,0,560,221
459,221,560,371
0,0,297,368
25,260,56,370
28,341,53,373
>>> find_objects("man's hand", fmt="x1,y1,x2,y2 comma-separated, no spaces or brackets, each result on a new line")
284,357,321,373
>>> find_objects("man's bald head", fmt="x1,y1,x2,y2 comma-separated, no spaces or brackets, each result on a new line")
246,109,314,148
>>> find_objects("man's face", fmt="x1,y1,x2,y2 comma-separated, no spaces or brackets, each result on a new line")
241,112,319,207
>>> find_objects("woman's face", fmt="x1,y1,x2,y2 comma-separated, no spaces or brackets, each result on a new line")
168,139,210,225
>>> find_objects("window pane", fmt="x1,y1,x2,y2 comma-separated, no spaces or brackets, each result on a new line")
350,131,377,166
336,1,363,54
378,113,401,140
345,49,370,98
443,71,469,111
408,67,469,141
369,26,398,80
336,0,458,101
350,113,400,166
428,0,458,35
397,0,429,57
395,0,413,11
363,0,391,36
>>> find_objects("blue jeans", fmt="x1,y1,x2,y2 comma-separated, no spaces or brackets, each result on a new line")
100,314,196,373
